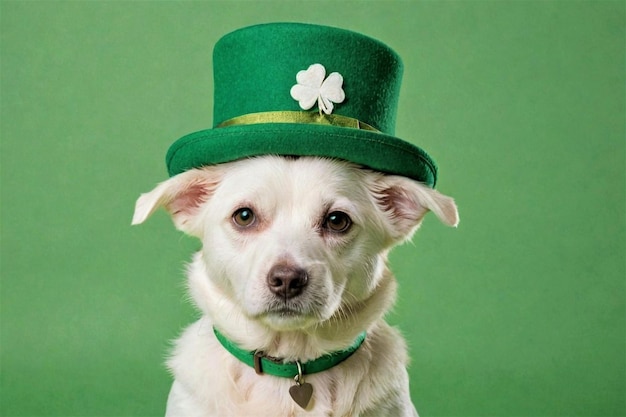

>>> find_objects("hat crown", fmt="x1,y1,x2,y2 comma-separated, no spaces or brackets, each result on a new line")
212,23,403,135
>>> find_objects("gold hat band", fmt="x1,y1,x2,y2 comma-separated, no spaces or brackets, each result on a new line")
216,111,380,133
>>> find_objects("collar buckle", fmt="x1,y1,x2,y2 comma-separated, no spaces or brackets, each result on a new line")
253,351,265,375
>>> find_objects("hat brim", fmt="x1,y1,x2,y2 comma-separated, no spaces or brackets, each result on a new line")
166,123,437,187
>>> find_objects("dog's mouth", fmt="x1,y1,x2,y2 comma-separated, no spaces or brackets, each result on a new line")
265,302,308,317
271,307,303,317
259,303,320,330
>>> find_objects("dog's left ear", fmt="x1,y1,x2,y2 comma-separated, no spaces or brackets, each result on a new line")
371,175,459,242
131,168,221,237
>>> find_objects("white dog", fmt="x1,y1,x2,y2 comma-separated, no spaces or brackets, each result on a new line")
133,155,458,416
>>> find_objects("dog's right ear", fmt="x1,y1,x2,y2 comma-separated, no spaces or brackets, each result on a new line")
131,168,221,236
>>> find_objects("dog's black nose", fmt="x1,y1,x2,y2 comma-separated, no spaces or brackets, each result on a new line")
267,264,308,299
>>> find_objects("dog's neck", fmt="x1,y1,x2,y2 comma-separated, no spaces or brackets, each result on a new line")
188,252,397,361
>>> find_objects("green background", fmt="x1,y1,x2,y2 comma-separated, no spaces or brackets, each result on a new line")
1,1,624,416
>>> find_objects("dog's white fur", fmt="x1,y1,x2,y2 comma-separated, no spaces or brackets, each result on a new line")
133,156,458,417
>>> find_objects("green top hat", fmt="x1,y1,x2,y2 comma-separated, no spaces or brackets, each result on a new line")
166,22,438,187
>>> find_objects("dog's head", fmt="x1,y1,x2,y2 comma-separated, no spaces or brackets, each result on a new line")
133,156,458,335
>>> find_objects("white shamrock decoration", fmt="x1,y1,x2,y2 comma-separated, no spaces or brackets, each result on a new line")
290,63,345,115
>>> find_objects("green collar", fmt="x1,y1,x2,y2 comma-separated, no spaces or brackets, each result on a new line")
213,327,366,378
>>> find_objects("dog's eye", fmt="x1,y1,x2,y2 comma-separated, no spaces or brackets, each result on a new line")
324,211,352,233
232,208,255,228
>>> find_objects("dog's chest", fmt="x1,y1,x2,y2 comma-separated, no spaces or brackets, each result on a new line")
218,367,358,416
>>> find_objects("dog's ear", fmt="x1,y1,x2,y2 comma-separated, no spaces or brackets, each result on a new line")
131,168,221,236
371,175,459,242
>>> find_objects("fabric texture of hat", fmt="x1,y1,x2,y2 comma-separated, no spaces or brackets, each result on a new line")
166,22,438,187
